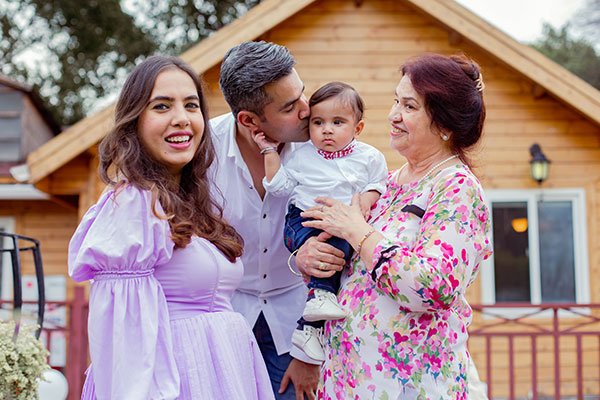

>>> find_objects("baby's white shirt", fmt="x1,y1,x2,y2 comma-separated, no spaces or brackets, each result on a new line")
263,141,388,211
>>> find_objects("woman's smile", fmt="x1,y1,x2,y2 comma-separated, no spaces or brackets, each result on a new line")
390,126,407,137
165,131,193,149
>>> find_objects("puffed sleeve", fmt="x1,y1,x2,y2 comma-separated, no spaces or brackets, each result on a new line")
369,172,493,312
362,147,388,194
68,185,180,400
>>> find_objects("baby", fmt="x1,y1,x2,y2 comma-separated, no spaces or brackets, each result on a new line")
253,81,387,361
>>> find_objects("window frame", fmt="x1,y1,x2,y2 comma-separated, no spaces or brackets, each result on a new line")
480,188,590,306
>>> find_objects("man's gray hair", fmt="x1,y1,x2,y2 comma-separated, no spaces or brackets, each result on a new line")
219,41,296,117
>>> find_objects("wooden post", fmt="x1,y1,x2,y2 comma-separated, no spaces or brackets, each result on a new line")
66,286,88,400
78,155,101,221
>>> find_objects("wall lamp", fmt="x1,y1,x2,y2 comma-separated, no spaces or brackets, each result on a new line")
529,143,551,185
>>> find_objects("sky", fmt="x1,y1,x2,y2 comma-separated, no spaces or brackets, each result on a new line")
455,0,585,43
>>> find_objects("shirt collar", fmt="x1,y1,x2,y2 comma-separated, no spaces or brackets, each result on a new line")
316,139,356,160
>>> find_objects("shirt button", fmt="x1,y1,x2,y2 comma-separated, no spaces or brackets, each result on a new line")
263,299,267,304
249,185,253,189
262,214,267,219
263,274,267,279
263,248,268,253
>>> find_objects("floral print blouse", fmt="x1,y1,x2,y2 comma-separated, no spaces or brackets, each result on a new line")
318,164,493,400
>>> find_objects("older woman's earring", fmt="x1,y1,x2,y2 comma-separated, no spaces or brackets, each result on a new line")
441,134,449,141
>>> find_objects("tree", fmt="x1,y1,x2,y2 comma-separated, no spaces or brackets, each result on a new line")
0,0,260,126
572,0,600,44
531,23,600,90
125,0,260,54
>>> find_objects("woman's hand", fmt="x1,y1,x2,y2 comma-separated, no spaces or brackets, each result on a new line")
295,232,345,278
301,194,369,241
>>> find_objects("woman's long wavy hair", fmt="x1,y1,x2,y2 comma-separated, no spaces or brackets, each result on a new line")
99,55,243,262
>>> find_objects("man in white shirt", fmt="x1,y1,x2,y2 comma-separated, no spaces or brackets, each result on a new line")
209,41,345,400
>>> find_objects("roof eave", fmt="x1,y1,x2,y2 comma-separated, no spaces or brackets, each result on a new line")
26,0,600,185
27,0,318,184
181,0,318,72
404,0,600,126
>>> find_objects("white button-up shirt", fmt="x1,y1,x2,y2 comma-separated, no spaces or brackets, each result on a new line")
264,141,388,211
209,113,314,363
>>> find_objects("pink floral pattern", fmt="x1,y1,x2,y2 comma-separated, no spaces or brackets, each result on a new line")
318,165,492,399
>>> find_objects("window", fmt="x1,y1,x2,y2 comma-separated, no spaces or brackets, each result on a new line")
0,90,23,162
480,189,589,305
0,117,22,162
0,217,15,301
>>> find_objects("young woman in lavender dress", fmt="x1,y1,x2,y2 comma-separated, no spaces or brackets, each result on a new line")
68,55,274,400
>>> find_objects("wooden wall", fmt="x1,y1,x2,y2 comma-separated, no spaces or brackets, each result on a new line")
203,0,600,298
1,154,99,298
37,155,91,196
201,0,600,396
0,200,78,296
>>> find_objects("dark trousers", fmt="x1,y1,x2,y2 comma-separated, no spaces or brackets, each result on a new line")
284,204,352,329
253,313,297,399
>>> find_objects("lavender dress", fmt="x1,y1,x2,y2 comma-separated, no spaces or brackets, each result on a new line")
68,185,274,400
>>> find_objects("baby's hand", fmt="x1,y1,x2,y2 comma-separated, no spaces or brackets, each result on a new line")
359,197,372,220
358,191,380,221
252,132,279,151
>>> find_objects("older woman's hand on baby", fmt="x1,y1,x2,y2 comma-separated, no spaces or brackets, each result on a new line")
294,194,377,279
301,194,370,243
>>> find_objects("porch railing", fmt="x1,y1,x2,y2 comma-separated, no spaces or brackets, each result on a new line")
469,303,600,400
3,294,599,399
0,286,88,400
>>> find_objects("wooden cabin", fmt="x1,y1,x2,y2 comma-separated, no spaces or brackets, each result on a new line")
0,75,60,176
0,75,75,368
17,0,600,396
0,74,70,298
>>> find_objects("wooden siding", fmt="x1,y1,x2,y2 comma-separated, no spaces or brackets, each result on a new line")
38,155,92,196
26,0,600,184
0,200,79,296
202,0,600,294
201,0,600,396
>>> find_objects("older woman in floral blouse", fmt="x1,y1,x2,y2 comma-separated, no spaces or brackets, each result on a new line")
300,53,493,399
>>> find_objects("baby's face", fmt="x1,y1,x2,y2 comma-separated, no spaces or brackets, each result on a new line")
309,97,363,152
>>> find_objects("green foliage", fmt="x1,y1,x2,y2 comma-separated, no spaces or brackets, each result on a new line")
0,0,260,126
0,322,50,399
126,0,260,54
531,23,600,90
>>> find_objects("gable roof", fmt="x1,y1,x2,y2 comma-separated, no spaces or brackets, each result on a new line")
0,74,62,135
25,0,600,184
